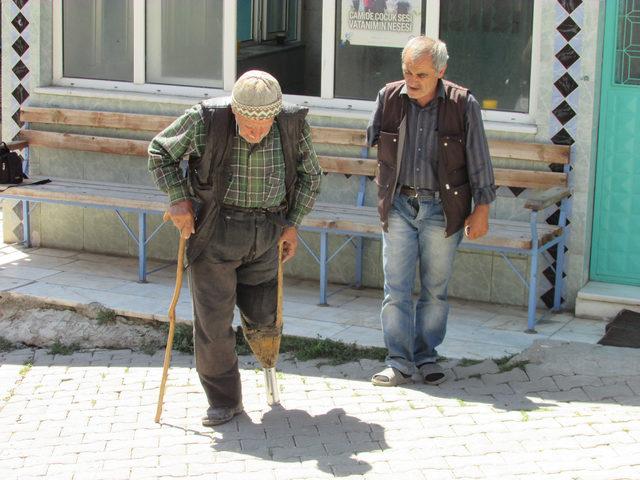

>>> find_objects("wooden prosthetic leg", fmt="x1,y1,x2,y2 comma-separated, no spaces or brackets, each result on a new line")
241,244,284,405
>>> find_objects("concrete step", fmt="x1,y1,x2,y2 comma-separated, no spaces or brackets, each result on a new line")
575,281,640,320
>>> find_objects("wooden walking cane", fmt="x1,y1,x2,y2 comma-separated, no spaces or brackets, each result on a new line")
154,229,186,423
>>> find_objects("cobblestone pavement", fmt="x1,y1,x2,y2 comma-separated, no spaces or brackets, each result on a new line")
1,340,640,479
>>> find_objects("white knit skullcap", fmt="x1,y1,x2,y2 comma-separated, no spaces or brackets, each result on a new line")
231,70,282,119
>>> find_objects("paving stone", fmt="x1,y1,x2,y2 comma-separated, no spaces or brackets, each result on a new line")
509,376,559,394
482,368,529,385
452,359,500,379
583,383,635,401
551,374,604,390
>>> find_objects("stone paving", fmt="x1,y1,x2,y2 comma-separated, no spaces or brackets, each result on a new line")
2,340,640,479
3,211,640,478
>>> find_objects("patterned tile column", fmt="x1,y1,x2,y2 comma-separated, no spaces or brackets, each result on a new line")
3,0,31,243
539,0,584,308
5,0,31,140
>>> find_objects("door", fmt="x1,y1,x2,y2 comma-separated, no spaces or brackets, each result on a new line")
590,0,640,286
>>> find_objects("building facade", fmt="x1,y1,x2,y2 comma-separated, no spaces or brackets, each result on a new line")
2,0,638,314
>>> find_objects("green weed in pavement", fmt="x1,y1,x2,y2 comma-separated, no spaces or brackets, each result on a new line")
49,340,81,356
0,336,14,352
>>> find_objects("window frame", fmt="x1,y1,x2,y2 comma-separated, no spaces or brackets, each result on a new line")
52,0,540,124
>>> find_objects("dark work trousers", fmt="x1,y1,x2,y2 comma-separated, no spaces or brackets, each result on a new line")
188,206,283,409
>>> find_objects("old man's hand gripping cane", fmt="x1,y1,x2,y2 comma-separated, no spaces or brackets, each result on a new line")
242,242,285,405
155,216,186,423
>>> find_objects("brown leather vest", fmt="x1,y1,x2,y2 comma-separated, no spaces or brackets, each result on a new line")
376,79,471,236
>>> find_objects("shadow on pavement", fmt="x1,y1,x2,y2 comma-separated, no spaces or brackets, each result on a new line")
209,406,388,477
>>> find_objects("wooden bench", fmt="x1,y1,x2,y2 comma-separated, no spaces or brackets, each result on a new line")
300,125,571,332
0,106,571,331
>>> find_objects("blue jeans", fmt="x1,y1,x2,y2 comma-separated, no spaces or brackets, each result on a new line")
381,193,463,375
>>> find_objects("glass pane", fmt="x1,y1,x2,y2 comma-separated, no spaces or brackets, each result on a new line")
287,0,299,41
334,0,424,100
238,0,254,42
266,0,287,34
615,0,640,85
238,0,319,96
439,0,534,113
146,0,223,88
63,0,133,82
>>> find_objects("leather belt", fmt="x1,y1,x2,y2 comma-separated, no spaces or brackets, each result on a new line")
221,203,287,215
399,185,439,199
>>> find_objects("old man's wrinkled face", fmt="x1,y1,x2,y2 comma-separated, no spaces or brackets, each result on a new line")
402,50,446,107
233,111,275,144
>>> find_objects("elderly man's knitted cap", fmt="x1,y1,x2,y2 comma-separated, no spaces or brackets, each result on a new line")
231,70,282,119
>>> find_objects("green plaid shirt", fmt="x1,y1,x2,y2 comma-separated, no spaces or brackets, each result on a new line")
148,102,322,226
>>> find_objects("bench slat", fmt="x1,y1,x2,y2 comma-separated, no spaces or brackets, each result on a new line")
21,107,175,132
302,203,563,250
18,130,150,157
311,127,367,146
1,177,167,211
489,140,570,164
318,156,376,176
19,129,568,190
494,168,567,189
20,108,570,165
311,126,570,164
318,156,567,189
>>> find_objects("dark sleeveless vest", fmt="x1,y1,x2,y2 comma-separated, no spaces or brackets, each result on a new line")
186,98,308,264
376,79,471,236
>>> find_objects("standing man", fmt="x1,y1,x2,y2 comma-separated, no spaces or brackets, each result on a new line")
149,70,322,425
367,37,496,386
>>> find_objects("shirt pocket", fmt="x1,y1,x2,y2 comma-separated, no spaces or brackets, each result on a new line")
265,170,285,203
440,134,466,174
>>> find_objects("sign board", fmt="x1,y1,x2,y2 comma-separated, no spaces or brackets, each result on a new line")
340,0,422,48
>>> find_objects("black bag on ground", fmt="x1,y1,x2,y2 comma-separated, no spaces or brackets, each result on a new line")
0,142,26,184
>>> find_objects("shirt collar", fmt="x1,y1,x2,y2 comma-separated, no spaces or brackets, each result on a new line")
399,79,446,104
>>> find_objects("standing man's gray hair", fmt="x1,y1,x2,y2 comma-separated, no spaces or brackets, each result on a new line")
402,36,449,71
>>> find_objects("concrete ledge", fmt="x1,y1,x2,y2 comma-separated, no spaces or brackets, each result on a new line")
575,281,640,320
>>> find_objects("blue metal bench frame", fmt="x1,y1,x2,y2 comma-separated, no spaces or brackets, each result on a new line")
297,147,570,332
0,146,167,283
298,146,372,306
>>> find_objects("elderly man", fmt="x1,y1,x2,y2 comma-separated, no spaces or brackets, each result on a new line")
367,36,496,386
149,70,322,425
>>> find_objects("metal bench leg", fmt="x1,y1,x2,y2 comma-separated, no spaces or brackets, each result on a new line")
319,231,328,305
355,236,363,289
527,252,539,333
22,200,31,248
138,212,147,283
526,212,539,333
553,232,567,312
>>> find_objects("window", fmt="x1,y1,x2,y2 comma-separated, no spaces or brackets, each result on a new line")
237,0,300,44
58,0,225,89
146,0,223,88
54,1,538,121
439,0,534,113
333,0,536,115
62,0,133,82
334,0,421,101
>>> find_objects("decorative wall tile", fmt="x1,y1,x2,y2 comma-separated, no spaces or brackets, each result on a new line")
554,73,579,97
557,16,581,42
558,0,583,15
12,36,29,56
11,60,29,80
543,0,584,308
11,12,29,33
555,44,580,69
